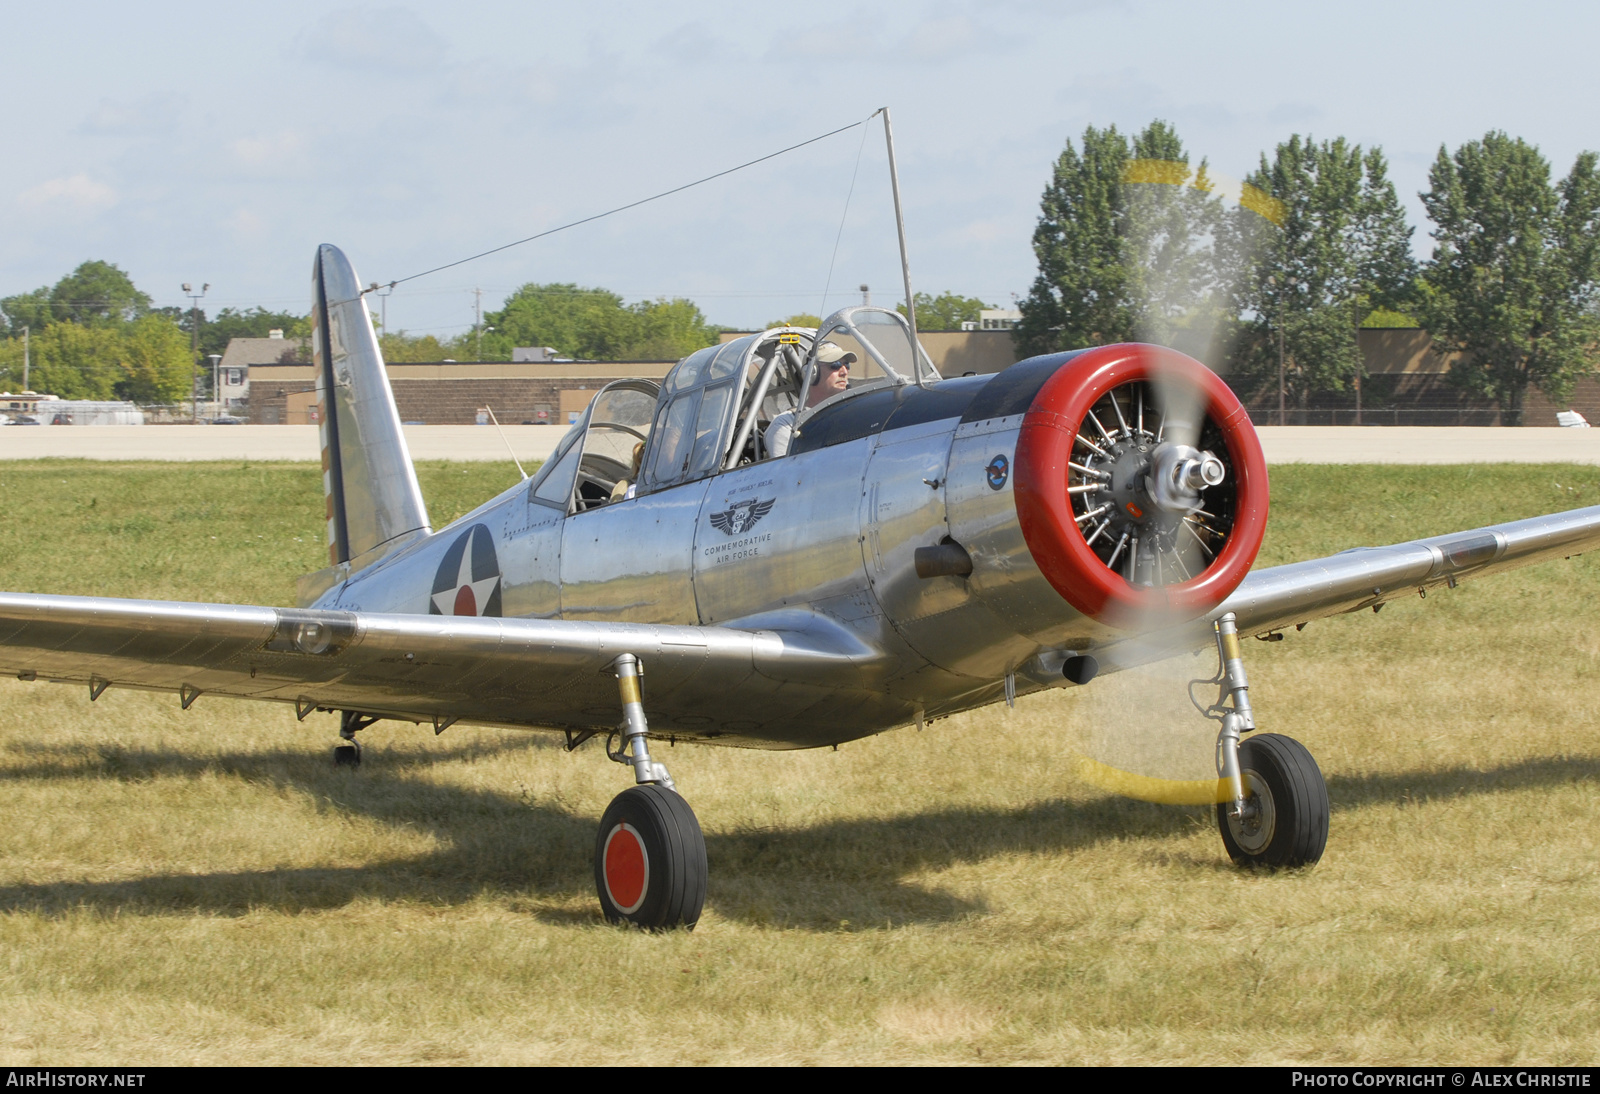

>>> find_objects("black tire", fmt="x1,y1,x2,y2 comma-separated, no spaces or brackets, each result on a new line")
333,743,361,767
1217,733,1329,869
595,784,707,930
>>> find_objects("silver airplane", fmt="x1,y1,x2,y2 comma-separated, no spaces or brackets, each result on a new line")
5,243,1599,929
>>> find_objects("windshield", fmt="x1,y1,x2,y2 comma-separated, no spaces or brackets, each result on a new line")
811,306,938,388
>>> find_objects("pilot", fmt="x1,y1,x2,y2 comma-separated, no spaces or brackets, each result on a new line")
608,441,645,503
764,342,854,458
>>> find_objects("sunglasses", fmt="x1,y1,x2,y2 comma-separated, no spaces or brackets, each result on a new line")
823,360,850,371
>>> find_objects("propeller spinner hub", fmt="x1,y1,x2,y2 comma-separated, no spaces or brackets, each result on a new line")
1146,443,1226,514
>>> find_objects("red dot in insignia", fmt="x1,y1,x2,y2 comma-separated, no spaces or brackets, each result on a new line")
453,585,476,616
604,824,647,911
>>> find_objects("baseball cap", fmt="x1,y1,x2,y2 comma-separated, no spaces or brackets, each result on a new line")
815,342,857,366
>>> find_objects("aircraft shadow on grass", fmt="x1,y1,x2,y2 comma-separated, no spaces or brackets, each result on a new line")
1,742,1595,929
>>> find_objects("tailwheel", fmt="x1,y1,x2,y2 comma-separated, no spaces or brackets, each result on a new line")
1217,733,1329,869
595,784,707,930
333,742,361,767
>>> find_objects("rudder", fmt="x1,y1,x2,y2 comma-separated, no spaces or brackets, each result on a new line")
298,244,431,606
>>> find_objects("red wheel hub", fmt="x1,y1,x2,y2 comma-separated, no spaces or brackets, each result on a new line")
602,823,649,914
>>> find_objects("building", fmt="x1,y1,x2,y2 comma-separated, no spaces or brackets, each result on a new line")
237,325,1600,428
246,359,679,425
218,330,309,410
1237,328,1600,427
969,308,1022,331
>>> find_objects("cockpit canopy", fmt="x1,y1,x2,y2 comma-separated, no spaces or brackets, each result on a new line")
639,306,940,494
526,306,941,511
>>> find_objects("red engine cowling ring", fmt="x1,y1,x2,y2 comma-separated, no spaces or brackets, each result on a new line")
1012,343,1268,626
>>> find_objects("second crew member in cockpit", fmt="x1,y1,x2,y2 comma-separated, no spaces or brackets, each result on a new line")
764,342,855,458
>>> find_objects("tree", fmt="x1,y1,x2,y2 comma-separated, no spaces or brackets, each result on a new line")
195,307,310,359
23,322,124,399
3,260,151,334
1226,136,1417,416
1016,123,1137,356
765,312,822,329
485,284,720,361
379,332,466,362
115,316,194,403
897,292,993,331
1016,120,1225,360
1417,132,1600,424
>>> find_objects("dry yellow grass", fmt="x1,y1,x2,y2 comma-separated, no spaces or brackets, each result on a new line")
0,462,1597,1065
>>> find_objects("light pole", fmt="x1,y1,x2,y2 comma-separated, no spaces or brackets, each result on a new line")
209,354,223,418
20,326,27,392
860,284,870,306
183,283,209,422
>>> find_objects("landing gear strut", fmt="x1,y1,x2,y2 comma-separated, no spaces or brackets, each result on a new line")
1207,613,1329,868
594,653,707,929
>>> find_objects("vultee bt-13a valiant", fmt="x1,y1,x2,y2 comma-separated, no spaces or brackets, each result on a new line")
5,243,1600,928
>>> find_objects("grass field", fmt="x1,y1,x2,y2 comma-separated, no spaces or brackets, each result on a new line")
1,459,1598,1065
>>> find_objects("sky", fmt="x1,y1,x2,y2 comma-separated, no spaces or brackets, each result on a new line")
6,1,1600,340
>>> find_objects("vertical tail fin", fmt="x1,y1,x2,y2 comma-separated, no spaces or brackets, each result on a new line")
298,244,431,604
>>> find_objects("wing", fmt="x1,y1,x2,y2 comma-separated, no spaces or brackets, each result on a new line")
0,596,885,739
1097,503,1600,671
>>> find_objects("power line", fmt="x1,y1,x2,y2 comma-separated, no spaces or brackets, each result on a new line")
365,112,880,298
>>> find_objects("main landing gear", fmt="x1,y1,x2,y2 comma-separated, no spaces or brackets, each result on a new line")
593,653,707,929
1205,613,1329,869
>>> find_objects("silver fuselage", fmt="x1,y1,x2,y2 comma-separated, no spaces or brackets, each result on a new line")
314,372,1110,749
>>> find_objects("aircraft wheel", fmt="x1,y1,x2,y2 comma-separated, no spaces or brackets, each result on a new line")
595,784,707,930
333,743,361,768
1217,733,1328,869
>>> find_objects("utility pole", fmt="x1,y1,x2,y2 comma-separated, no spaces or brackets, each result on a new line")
1269,275,1286,427
183,283,209,422
1353,297,1363,427
1278,317,1286,427
210,354,223,417
474,287,483,360
369,282,394,339
20,326,27,392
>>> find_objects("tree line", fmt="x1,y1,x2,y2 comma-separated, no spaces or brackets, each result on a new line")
13,122,1588,422
0,268,1002,402
1017,121,1600,424
0,261,313,402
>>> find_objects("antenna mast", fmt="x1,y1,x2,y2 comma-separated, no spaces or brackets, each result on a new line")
880,108,926,387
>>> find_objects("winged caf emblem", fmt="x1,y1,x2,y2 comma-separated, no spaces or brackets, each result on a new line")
709,497,775,536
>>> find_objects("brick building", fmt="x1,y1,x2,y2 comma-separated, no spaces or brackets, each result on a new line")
246,360,678,425
237,327,1600,428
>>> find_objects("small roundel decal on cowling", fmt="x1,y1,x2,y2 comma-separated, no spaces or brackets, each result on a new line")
428,523,502,617
986,453,1010,490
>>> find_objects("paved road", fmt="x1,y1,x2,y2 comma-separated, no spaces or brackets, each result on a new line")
4,424,1600,464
